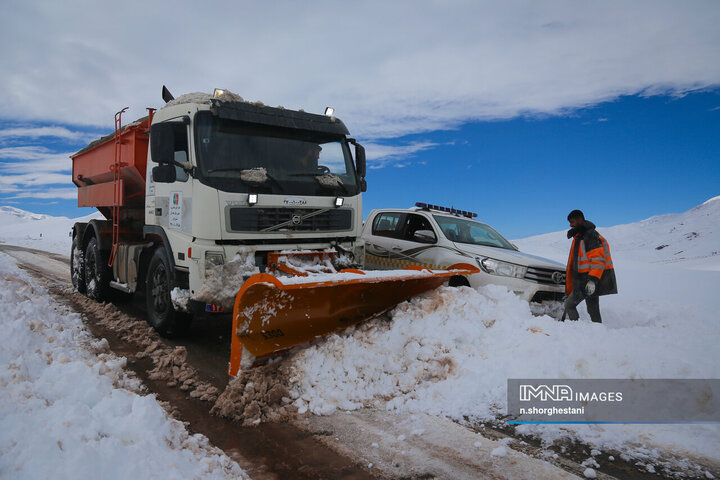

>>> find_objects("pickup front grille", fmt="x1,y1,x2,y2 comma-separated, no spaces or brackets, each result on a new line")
531,291,565,303
229,207,352,232
525,266,566,286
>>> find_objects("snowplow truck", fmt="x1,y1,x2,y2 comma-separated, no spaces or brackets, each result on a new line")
71,88,478,375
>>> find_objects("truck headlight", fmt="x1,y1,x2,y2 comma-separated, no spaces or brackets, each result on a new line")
476,257,527,279
205,252,225,271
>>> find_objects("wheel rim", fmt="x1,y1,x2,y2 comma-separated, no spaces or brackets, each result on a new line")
71,246,80,282
86,247,96,283
151,263,169,314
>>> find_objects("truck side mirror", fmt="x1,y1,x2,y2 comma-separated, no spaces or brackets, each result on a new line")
152,163,177,183
150,123,175,164
355,143,366,178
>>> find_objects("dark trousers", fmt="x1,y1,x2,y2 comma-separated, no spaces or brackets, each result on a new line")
564,290,602,323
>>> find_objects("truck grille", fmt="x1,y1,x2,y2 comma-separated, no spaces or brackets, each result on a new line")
229,207,352,232
525,266,566,286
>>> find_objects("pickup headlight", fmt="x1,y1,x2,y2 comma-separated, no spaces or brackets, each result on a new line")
476,257,527,279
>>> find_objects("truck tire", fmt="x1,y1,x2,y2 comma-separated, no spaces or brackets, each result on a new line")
145,247,191,336
71,235,86,293
85,237,110,301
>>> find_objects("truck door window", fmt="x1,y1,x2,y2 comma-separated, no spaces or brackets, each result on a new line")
171,122,189,182
372,212,404,238
174,151,189,182
402,214,435,243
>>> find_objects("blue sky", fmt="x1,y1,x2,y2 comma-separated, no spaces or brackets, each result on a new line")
1,1,719,238
365,90,720,237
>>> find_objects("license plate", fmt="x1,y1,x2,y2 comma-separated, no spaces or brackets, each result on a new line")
205,303,223,313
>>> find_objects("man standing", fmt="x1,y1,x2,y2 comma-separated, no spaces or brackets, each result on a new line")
564,210,617,323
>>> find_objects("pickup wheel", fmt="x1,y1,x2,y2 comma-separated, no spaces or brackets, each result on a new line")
449,275,470,288
85,237,110,301
145,248,191,337
71,235,86,293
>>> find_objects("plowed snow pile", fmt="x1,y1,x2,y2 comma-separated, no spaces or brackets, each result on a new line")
283,279,720,462
0,253,245,479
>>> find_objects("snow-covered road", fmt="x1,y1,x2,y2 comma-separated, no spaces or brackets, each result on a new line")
0,251,247,479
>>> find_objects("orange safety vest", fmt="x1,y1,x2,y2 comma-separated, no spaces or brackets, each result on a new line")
566,234,614,296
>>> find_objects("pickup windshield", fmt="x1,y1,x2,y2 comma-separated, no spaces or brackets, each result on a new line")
194,111,359,196
433,215,515,250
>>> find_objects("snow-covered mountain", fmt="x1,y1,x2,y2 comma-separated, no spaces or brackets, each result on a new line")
0,206,55,224
0,206,102,255
514,195,720,270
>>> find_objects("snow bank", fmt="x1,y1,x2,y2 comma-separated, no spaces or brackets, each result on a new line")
284,272,720,460
0,253,246,479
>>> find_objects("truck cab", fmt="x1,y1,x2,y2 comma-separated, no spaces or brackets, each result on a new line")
146,94,367,312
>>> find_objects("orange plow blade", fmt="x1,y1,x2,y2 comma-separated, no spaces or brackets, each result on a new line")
228,263,479,376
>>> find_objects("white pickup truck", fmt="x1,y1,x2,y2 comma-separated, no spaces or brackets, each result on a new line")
362,203,566,303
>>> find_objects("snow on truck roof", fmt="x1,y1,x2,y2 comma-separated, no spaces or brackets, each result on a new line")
74,90,348,156
162,90,349,135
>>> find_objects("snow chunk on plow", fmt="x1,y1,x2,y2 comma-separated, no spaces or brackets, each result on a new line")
228,263,479,376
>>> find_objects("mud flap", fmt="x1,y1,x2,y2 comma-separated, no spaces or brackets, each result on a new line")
228,263,479,376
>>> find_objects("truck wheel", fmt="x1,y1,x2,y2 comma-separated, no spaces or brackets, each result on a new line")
146,248,191,336
71,235,86,293
85,237,110,301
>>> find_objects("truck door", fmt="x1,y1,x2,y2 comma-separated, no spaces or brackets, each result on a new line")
148,121,193,237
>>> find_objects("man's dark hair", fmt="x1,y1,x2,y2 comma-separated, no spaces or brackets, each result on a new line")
567,209,585,221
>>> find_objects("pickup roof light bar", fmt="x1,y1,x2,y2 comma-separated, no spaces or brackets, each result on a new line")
415,202,478,219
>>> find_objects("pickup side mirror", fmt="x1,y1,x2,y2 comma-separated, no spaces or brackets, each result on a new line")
413,229,437,243
150,123,175,164
152,163,177,183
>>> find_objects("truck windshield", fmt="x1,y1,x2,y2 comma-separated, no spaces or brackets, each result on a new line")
433,215,515,250
194,111,359,196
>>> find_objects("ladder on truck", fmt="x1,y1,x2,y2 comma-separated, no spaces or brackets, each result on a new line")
108,107,155,267
108,107,129,267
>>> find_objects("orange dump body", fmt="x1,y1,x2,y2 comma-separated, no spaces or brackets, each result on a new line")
228,263,480,376
71,118,150,216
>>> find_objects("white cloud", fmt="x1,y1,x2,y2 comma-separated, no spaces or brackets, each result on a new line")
7,188,77,200
0,1,718,143
0,185,20,194
0,147,74,173
0,147,75,200
0,172,71,187
0,126,92,141
364,141,443,169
